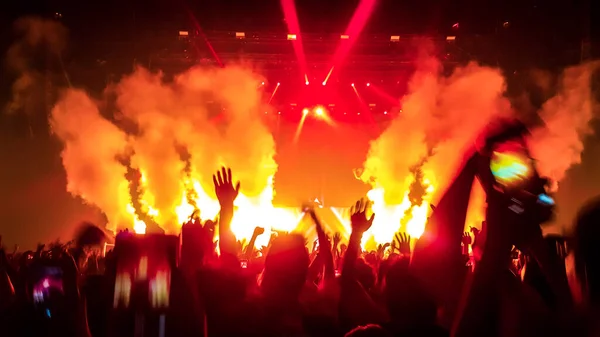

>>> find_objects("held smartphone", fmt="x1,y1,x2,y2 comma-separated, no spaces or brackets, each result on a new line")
489,138,555,219
31,265,64,318
489,140,534,190
113,234,177,312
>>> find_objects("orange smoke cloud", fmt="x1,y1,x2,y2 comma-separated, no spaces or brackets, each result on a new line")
50,90,134,229
361,56,512,242
363,56,599,241
5,17,67,123
528,61,600,189
50,65,279,237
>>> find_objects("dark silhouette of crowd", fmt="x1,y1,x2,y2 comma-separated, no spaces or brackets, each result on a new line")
1,125,600,337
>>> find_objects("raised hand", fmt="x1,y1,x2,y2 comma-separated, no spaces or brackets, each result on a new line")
350,198,375,234
332,232,341,248
462,232,473,245
394,232,411,256
253,227,265,237
470,226,480,238
213,167,240,206
377,242,390,258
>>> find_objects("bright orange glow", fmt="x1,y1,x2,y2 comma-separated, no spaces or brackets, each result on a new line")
315,107,324,116
363,174,436,247
302,108,310,115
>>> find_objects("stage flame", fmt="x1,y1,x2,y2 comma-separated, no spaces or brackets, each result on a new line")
50,65,301,247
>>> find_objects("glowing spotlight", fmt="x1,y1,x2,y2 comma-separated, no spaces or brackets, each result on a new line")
315,107,324,116
277,82,280,86
261,82,265,85
366,83,370,87
384,111,388,114
351,83,355,87
322,81,326,86
302,108,310,115
278,111,281,115
305,81,309,85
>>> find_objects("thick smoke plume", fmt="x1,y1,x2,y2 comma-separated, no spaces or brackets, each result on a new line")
529,61,600,189
5,17,67,119
50,90,132,230
51,66,276,233
362,54,599,231
362,57,511,205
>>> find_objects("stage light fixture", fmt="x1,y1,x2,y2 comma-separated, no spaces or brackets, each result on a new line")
305,81,309,85
390,35,400,42
315,108,324,116
351,83,355,87
277,82,280,86
302,108,309,115
261,82,265,85
179,31,189,36
384,111,388,115
236,32,245,39
366,83,370,87
287,34,297,40
322,81,326,86
341,34,350,40
446,36,456,41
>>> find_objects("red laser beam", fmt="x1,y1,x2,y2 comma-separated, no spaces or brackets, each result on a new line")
326,0,378,80
281,0,308,82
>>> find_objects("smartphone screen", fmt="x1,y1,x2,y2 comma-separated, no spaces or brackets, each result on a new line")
489,140,533,190
32,266,64,317
537,193,555,206
113,235,175,311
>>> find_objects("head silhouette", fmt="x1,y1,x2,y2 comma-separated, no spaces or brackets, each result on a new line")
261,234,309,300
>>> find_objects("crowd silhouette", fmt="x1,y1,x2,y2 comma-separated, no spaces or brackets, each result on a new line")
1,123,599,337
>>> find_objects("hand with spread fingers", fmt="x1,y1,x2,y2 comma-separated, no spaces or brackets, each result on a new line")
394,232,411,256
350,198,375,234
213,167,241,206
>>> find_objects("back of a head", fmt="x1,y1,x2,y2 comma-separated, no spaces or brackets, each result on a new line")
345,324,392,337
574,196,600,307
384,259,437,325
262,234,309,298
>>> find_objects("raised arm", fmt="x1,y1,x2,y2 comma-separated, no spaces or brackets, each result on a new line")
213,167,240,260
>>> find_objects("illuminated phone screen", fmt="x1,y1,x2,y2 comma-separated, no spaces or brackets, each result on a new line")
538,193,555,206
32,267,64,306
113,235,174,311
490,141,533,188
